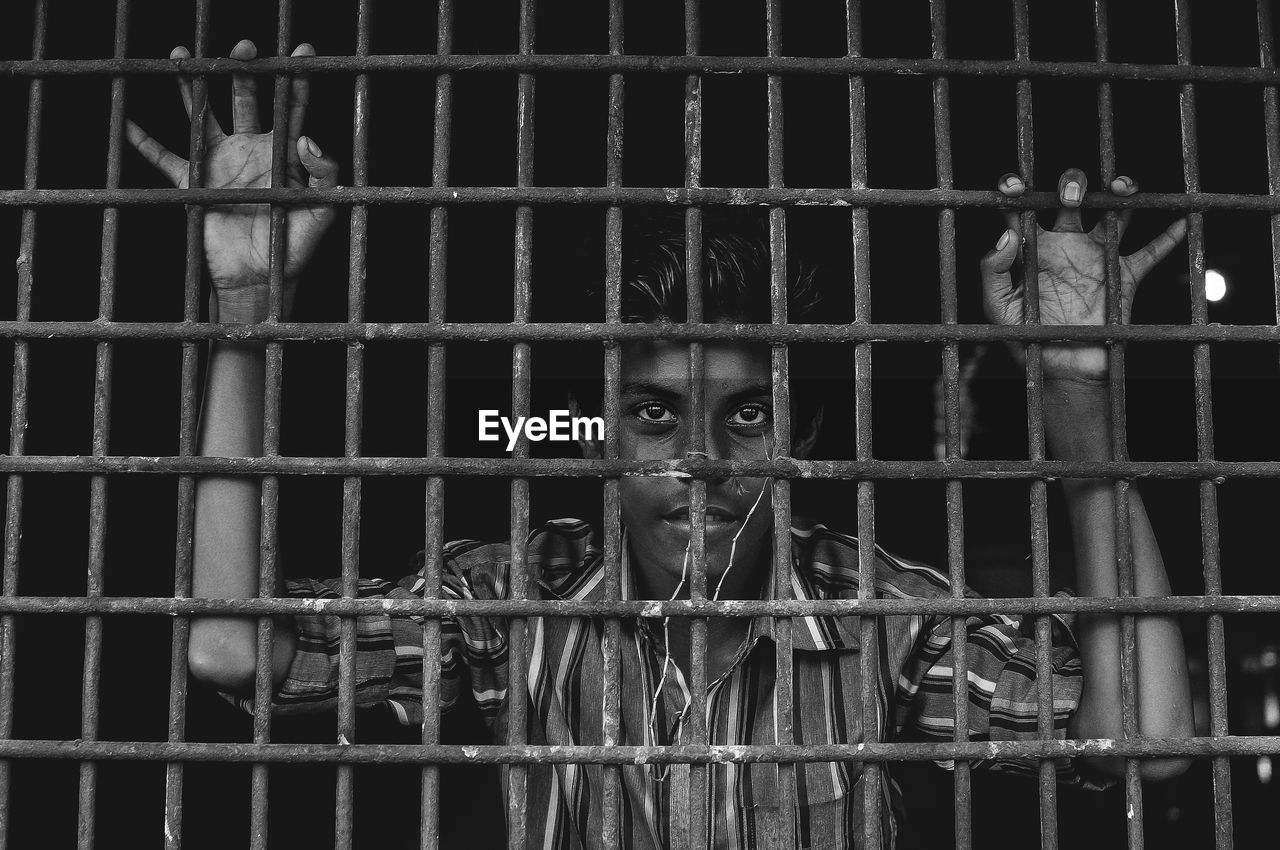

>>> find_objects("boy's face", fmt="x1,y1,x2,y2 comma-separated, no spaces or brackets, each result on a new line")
581,340,806,596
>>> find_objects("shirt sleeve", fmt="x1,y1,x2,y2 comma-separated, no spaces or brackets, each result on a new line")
895,590,1112,790
218,540,513,730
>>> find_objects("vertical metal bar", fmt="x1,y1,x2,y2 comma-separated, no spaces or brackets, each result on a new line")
600,2,625,848
335,3,374,848
250,3,296,846
1257,0,1280,836
165,3,214,846
507,3,537,847
420,2,453,848
1091,4,1145,847
1261,25,1280,843
77,3,132,846
1266,0,1280,373
763,2,798,848
1008,3,1060,846
682,4,709,848
845,3,882,847
1176,2,1231,847
0,3,48,847
929,2,972,847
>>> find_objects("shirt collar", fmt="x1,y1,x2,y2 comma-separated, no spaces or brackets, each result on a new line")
544,526,859,652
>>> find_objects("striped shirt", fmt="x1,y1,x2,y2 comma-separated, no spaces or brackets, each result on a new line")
247,518,1098,848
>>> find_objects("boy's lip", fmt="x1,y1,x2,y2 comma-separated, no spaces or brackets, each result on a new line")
661,505,739,523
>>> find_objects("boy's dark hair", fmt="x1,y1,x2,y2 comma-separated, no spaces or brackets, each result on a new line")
561,207,826,444
610,207,821,324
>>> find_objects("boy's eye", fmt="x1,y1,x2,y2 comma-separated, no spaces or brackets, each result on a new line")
727,404,771,429
634,402,677,424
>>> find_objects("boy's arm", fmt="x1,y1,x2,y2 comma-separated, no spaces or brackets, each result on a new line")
980,168,1194,780
127,39,339,693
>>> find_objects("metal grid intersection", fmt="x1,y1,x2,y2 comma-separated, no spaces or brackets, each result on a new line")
1,0,1279,849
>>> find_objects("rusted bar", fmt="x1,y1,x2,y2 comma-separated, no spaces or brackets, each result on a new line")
1266,0,1280,381
1009,2,1060,846
4,53,1280,85
2,184,1265,210
420,2,453,847
2,454,1278,481
0,2,48,847
930,1,972,846
335,3,374,847
1091,3,1145,845
77,2,131,845
6,318,1280,344
764,0,798,846
164,3,213,846
245,4,297,847
681,3,711,847
1176,2,1232,847
1093,2,1145,845
846,3,883,845
505,4,537,846
0,592,1277,618
0,736,1272,764
600,1,625,847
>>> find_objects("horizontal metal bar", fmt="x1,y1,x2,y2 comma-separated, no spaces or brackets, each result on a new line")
2,186,1274,210
0,455,1276,480
2,53,1277,85
1,594,1278,618
1,320,1276,344
0,737,1277,765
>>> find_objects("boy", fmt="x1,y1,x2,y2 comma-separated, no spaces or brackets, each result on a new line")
127,40,1194,849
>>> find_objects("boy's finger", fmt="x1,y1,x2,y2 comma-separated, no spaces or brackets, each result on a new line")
229,39,260,134
996,172,1025,236
298,136,338,189
979,228,1020,321
126,120,189,186
1050,168,1087,233
170,46,224,143
1125,217,1187,282
1111,175,1137,240
287,43,315,143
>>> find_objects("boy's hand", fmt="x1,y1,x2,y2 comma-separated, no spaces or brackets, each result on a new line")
979,168,1186,382
126,40,339,320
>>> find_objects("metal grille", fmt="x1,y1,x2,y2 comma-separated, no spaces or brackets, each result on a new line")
1,0,1279,848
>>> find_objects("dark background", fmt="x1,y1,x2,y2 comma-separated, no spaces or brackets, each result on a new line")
2,0,1279,846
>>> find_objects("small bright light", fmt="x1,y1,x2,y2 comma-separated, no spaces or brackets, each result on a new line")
1205,269,1227,302
1258,755,1273,784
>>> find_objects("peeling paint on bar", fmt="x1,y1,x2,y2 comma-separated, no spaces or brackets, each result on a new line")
2,53,1279,85
4,185,1280,210
1,594,1279,617
2,318,1276,343
0,737,1276,764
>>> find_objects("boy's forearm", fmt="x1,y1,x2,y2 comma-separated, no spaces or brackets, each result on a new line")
1044,378,1194,778
191,294,296,691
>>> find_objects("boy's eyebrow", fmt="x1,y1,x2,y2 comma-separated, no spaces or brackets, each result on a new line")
726,383,773,402
619,381,773,401
619,381,681,400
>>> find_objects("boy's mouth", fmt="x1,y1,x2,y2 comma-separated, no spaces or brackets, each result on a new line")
661,506,741,534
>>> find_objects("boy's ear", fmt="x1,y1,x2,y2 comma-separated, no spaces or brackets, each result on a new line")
791,404,823,460
568,393,604,459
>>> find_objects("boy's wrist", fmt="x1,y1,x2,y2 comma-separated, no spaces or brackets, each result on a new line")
1043,377,1113,461
211,282,295,324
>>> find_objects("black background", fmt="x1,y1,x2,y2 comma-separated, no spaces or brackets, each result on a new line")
2,0,1279,846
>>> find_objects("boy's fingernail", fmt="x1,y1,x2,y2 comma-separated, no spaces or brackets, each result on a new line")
1006,176,1024,190
997,229,1012,251
304,136,321,157
1064,180,1081,203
